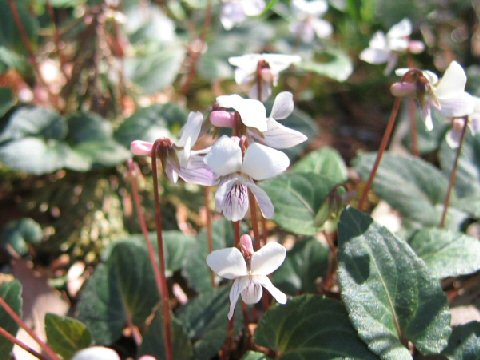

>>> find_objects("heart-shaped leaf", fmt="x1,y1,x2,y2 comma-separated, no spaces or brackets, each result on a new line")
255,295,377,359
408,228,480,279
45,314,92,360
0,281,22,357
293,147,347,183
338,208,451,359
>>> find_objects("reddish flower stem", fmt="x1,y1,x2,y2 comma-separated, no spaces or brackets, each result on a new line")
358,98,401,210
409,97,419,156
260,217,267,248
127,160,164,304
0,297,61,360
440,116,468,228
256,60,263,102
248,190,261,251
0,325,46,360
204,186,216,288
150,141,173,360
233,221,241,248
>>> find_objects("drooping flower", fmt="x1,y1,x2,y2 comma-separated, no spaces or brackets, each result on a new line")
206,235,287,319
203,135,289,221
446,96,480,148
221,0,266,30
395,61,474,131
131,111,217,186
290,0,332,43
360,19,424,74
212,92,307,149
228,53,301,99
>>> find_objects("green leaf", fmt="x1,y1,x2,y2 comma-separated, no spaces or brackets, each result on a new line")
401,109,447,154
408,228,480,279
293,147,347,183
338,208,451,359
355,152,454,226
261,172,339,235
442,322,480,360
272,236,329,295
0,138,90,174
66,112,112,144
0,1,38,54
0,88,14,118
76,241,159,344
0,107,67,143
255,295,377,359
45,314,93,360
1,218,42,256
114,104,187,148
72,140,130,168
124,44,185,95
178,286,242,360
139,314,193,360
0,46,28,73
0,281,22,357
298,49,353,81
241,351,268,360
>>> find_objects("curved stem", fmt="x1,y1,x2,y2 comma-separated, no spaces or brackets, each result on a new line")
248,190,260,251
204,186,215,288
0,325,46,360
150,142,173,360
0,297,61,360
440,117,468,228
358,98,401,210
409,97,419,156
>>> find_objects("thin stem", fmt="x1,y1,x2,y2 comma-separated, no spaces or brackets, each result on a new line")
260,217,267,248
7,0,61,109
127,160,164,303
0,297,61,360
358,98,401,210
233,221,241,248
440,117,468,228
256,60,263,102
150,141,174,360
204,187,216,288
408,97,419,156
248,190,261,251
0,325,47,360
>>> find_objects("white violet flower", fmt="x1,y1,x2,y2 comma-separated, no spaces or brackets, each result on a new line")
204,135,289,221
72,347,120,360
360,19,424,74
221,0,266,30
228,53,301,100
291,0,332,43
131,111,218,186
206,234,287,320
446,96,480,148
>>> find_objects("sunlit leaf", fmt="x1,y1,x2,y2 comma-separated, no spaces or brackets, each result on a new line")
0,281,22,357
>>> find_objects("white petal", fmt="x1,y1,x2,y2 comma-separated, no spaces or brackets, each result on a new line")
384,54,398,75
217,94,244,109
439,92,475,118
242,143,290,180
250,242,286,275
240,279,263,304
388,19,412,39
395,68,409,77
255,275,287,304
271,91,294,120
435,61,468,98
293,0,328,15
228,277,249,320
73,347,120,360
242,0,266,16
221,3,247,30
204,136,242,176
248,82,271,102
262,54,301,75
165,157,179,183
312,18,333,38
368,31,387,50
238,99,268,131
388,38,409,52
245,180,274,219
360,47,390,65
261,118,308,149
177,111,203,149
206,247,247,279
423,106,434,131
215,178,250,221
177,154,219,186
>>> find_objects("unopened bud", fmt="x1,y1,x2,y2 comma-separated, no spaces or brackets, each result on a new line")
408,40,425,54
210,110,235,128
390,81,417,97
131,140,154,156
240,234,254,258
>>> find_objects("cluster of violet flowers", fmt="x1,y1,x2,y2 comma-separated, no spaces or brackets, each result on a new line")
131,53,305,322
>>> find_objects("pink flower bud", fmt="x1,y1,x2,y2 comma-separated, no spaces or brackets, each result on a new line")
210,110,236,128
261,68,274,82
240,234,254,258
131,140,154,156
408,40,425,54
390,82,417,97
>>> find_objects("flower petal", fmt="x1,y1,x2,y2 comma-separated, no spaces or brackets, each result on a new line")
435,61,468,99
177,154,219,186
270,91,294,120
255,275,287,304
446,128,462,148
242,0,266,16
228,277,249,320
313,18,333,38
245,180,274,219
260,118,308,149
217,95,268,131
177,111,203,149
293,0,328,15
250,242,286,275
204,136,242,176
241,280,263,304
215,178,250,221
131,140,153,156
439,92,475,118
262,54,301,75
360,47,390,65
387,18,412,39
206,247,247,279
242,143,290,180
